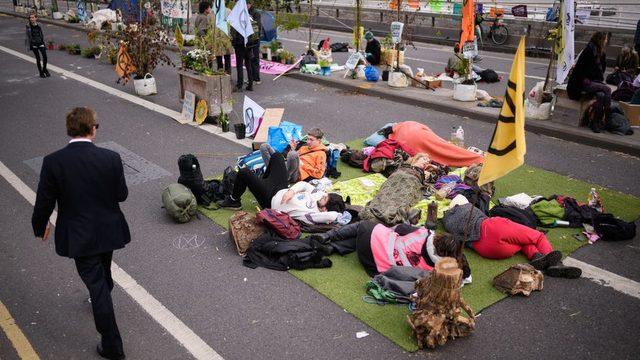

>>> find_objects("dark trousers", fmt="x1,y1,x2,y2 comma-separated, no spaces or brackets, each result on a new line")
74,252,123,355
32,46,47,74
216,54,232,75
250,46,261,82
233,152,288,209
583,80,612,131
233,46,254,88
326,220,378,276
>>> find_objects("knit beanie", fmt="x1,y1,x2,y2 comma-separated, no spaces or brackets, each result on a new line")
364,31,374,41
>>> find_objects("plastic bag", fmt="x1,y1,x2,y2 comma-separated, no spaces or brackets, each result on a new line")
528,81,545,106
525,99,552,120
267,121,303,153
364,65,379,82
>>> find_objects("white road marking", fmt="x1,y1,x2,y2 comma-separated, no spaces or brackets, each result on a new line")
278,36,546,81
0,161,224,360
0,45,252,149
564,257,640,300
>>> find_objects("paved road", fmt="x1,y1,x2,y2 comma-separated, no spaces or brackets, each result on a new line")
1,14,640,360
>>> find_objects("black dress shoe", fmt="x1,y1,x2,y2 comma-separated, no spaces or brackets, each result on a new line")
97,344,125,360
39,72,46,78
529,250,562,271
545,265,582,279
44,69,51,77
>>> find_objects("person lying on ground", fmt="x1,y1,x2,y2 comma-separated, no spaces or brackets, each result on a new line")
217,152,289,210
311,221,472,281
271,181,347,225
388,121,484,167
359,154,433,226
260,127,327,184
443,201,581,279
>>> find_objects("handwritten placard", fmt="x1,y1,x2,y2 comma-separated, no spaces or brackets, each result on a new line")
161,0,191,19
345,52,363,70
181,91,196,123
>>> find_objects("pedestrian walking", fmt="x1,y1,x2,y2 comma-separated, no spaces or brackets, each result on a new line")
32,107,130,360
25,12,49,78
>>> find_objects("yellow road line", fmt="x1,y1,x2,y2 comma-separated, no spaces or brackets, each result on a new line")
0,300,40,360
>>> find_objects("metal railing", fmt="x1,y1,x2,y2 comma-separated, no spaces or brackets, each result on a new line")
313,0,640,29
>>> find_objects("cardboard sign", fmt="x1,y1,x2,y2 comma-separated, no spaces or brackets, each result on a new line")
345,52,363,70
462,41,478,59
391,22,404,44
243,96,265,137
181,91,196,123
252,108,284,150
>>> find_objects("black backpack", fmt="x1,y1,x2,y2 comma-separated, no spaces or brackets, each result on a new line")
178,154,210,205
593,213,636,241
480,69,500,83
489,205,538,229
340,149,366,169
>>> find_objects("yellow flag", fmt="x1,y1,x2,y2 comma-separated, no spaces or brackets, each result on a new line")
478,36,526,186
175,25,184,51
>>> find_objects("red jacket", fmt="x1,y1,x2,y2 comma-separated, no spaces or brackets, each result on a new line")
363,139,415,172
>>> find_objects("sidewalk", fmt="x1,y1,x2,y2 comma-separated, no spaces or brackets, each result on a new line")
3,7,639,157
288,70,640,157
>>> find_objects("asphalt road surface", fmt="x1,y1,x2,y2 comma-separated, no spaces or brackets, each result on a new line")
1,14,640,360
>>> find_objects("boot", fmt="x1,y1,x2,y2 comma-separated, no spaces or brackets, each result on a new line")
44,69,51,77
545,265,582,279
529,251,562,271
310,222,360,244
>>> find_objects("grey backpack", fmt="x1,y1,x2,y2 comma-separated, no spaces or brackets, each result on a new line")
162,183,198,223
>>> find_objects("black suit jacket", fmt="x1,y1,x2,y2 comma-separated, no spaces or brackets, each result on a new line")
32,141,131,258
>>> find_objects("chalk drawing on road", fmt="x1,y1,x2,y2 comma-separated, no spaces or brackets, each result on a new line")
23,141,171,186
172,234,207,250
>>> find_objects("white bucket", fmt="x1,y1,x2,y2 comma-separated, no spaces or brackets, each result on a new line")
133,73,157,96
453,83,477,102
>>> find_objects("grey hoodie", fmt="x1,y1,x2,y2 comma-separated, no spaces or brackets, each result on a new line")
442,203,487,243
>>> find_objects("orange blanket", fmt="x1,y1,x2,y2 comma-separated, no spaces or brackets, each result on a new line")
388,121,484,167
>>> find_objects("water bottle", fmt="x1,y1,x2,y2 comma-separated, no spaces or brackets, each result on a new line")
588,188,603,212
426,201,438,229
456,126,465,148
450,126,458,146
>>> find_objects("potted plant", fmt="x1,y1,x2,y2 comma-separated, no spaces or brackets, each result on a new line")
178,26,233,116
270,40,282,62
218,110,229,132
47,40,55,50
451,55,477,101
67,44,81,55
108,19,173,96
57,43,67,51
81,46,102,58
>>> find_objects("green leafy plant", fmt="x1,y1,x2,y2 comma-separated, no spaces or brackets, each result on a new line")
81,46,102,58
380,34,394,49
107,19,173,78
269,40,282,53
218,109,229,132
275,12,308,31
67,44,81,55
201,25,232,56
57,43,67,50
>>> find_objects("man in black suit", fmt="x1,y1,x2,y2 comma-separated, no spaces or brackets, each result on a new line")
32,107,130,360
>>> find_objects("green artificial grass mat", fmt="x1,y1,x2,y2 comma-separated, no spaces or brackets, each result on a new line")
199,139,640,352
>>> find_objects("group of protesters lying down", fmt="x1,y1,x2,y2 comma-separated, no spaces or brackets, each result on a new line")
213,122,582,279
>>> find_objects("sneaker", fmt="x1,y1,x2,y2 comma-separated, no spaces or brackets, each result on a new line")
233,85,243,93
545,265,582,279
529,250,562,271
217,195,242,210
245,83,254,91
254,80,262,85
39,72,46,78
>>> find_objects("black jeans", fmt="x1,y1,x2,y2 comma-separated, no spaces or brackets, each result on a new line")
583,80,612,131
233,46,254,88
216,54,232,75
32,46,47,74
233,152,288,209
250,46,261,82
74,252,123,355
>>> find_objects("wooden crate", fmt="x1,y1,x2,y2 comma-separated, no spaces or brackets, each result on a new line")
178,70,232,116
619,102,640,127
